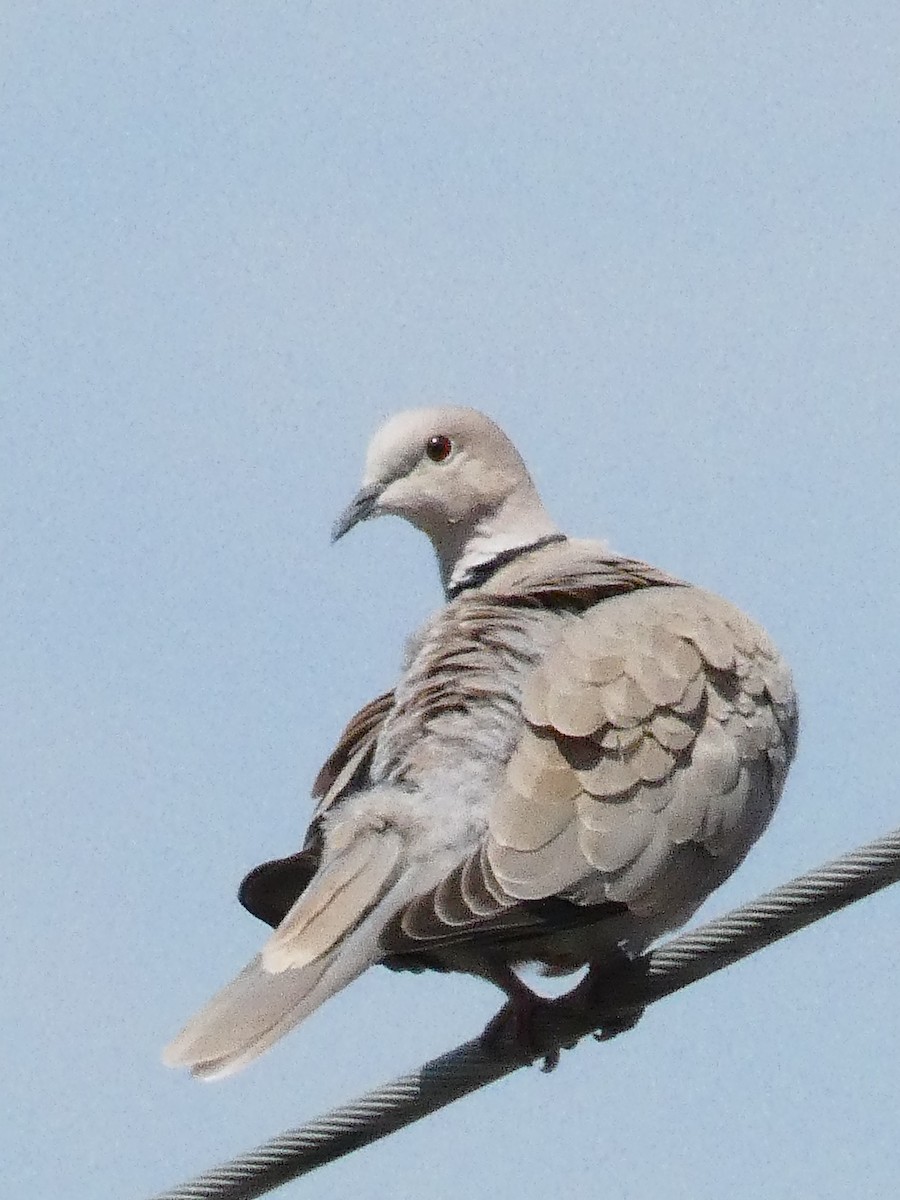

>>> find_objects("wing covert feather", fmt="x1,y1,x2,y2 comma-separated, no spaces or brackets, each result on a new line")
488,585,797,924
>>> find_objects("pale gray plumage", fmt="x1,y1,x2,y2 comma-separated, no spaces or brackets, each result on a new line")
165,406,798,1078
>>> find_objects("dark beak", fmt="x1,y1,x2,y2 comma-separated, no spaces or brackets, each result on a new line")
331,483,383,543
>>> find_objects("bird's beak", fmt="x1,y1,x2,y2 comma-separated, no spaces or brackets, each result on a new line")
331,483,384,543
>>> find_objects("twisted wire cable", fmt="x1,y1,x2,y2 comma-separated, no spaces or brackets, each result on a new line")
148,827,900,1200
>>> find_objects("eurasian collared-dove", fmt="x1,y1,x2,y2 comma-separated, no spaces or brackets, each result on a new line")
165,407,797,1078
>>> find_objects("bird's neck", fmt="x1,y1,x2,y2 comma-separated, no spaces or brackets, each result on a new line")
439,491,561,597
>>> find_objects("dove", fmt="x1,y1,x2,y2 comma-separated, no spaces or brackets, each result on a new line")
164,407,797,1078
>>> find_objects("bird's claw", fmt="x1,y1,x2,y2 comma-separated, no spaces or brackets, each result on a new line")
480,996,569,1070
591,1007,645,1042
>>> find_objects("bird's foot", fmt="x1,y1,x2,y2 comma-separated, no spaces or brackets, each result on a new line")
569,958,646,1043
480,991,576,1072
591,1008,644,1042
479,958,645,1069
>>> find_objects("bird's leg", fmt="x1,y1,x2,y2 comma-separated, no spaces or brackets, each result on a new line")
562,954,647,1042
478,962,570,1071
479,953,645,1069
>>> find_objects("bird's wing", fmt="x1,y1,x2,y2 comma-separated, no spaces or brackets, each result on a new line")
386,584,797,956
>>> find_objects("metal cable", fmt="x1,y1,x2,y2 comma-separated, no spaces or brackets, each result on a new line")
148,827,900,1200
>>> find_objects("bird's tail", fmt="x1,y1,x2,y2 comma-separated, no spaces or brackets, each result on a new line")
163,951,339,1078
164,826,405,1078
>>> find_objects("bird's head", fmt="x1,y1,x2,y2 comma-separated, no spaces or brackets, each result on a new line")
332,407,560,593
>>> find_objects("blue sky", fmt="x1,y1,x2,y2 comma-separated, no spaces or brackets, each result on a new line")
3,4,900,1198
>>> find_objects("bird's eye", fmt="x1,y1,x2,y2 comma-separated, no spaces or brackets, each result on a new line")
425,434,453,463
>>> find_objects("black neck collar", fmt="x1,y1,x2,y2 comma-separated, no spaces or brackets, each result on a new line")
446,533,568,600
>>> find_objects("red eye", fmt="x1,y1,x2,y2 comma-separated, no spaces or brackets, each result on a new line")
425,434,453,463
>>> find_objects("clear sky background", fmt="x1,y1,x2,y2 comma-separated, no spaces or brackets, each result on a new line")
3,5,900,1198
